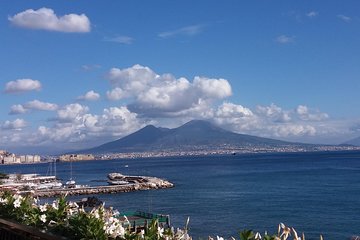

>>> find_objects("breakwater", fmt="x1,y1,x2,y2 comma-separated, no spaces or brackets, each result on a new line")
28,177,174,198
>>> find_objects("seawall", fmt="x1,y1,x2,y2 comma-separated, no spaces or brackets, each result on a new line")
27,177,174,198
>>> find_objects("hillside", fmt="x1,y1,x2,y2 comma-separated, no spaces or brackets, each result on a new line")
343,136,360,146
77,120,303,154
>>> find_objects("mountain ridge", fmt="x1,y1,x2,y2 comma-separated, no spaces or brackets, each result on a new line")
75,120,307,154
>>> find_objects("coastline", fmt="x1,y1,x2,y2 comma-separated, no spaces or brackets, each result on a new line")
28,177,174,198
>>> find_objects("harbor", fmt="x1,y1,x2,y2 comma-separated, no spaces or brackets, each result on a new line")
0,172,174,197
32,176,174,197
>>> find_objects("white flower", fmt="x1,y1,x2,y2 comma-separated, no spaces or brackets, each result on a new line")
39,204,47,212
68,201,79,208
216,236,224,240
158,227,164,237
13,198,21,208
0,198,8,204
52,200,59,210
139,229,145,238
255,232,262,240
40,214,47,223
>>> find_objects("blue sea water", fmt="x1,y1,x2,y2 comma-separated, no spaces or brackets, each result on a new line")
1,151,360,239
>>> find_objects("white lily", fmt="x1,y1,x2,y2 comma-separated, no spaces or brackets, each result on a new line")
40,214,47,223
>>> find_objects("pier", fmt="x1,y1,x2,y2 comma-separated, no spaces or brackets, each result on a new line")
28,176,174,198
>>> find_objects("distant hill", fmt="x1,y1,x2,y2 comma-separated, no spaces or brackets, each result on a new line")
342,136,360,146
76,120,306,154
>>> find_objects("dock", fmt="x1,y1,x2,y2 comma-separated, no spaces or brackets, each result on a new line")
23,176,174,198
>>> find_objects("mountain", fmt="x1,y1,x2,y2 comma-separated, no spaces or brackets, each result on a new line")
77,120,304,154
342,136,360,146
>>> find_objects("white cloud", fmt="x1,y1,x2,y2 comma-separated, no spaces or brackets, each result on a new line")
106,65,232,116
159,24,204,38
269,124,317,138
106,88,127,101
275,35,295,44
5,79,41,93
256,104,291,122
104,36,134,44
216,102,253,118
306,11,318,18
9,100,58,114
77,90,100,101
2,119,27,130
295,105,328,121
57,103,89,121
35,105,142,145
337,14,351,22
9,104,28,115
81,64,101,71
8,7,91,33
193,77,232,99
25,100,58,111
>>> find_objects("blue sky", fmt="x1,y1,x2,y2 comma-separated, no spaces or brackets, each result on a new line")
1,1,360,153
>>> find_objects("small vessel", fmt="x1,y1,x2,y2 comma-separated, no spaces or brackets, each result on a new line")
107,172,129,185
108,172,125,180
107,180,129,185
65,179,76,188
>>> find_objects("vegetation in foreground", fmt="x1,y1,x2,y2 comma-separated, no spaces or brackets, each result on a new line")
0,191,324,240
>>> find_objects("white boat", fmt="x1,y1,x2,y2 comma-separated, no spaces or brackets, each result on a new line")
108,172,125,180
65,179,76,188
107,180,129,185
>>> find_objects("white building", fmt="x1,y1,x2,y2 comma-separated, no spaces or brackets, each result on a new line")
3,156,15,164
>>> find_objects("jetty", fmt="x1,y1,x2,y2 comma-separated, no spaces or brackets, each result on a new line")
25,176,174,198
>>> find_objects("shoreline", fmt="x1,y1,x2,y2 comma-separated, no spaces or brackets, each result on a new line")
22,176,174,198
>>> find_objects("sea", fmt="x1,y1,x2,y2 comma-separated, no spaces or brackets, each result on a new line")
1,151,360,239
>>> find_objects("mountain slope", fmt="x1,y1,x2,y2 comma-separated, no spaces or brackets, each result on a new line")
78,120,301,154
342,136,360,146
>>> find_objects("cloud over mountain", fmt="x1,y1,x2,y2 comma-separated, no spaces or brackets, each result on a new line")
8,7,91,33
106,64,232,116
0,64,350,151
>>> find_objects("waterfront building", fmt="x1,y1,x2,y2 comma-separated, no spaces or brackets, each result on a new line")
59,154,95,161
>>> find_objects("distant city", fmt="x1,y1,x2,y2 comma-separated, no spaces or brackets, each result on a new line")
0,150,40,164
1,143,360,165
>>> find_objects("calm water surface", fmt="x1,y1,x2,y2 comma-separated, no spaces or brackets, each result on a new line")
1,151,360,239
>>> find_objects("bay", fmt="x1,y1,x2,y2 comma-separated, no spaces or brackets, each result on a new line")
1,151,360,239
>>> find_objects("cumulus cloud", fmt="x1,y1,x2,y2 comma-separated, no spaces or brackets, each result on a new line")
216,102,253,118
256,104,291,123
159,24,204,38
2,119,27,130
57,103,89,121
275,35,295,44
9,100,58,114
25,100,58,111
106,88,126,101
295,105,329,121
35,105,142,144
337,14,351,22
77,90,100,101
104,36,134,44
106,64,232,116
5,79,41,93
8,7,91,32
9,104,28,115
